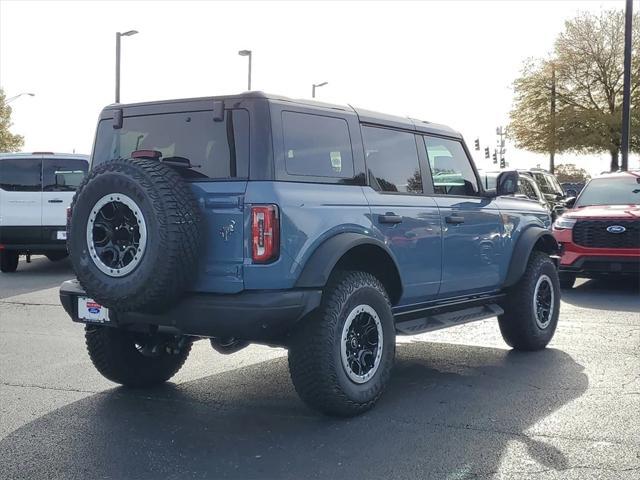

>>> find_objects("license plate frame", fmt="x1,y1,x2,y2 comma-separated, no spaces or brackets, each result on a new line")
77,297,110,323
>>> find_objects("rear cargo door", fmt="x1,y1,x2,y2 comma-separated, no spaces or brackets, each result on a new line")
90,106,252,293
0,157,43,245
41,158,88,242
190,181,247,293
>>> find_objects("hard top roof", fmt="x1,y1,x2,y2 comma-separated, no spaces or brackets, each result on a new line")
102,91,462,139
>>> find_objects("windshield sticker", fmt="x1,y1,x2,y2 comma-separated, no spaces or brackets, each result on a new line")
330,151,342,172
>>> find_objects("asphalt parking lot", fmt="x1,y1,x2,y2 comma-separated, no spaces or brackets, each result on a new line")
0,257,638,480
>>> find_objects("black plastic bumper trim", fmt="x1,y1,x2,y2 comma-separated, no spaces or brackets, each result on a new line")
59,280,322,342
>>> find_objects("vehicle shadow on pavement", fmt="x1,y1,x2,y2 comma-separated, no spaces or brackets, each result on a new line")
561,277,640,313
0,342,587,480
0,256,74,300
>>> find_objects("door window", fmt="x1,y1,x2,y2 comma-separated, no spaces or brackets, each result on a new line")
423,137,478,196
0,158,42,191
43,159,88,192
362,126,422,194
282,111,354,178
517,177,538,200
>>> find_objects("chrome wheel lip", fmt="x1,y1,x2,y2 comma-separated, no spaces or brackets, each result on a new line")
340,304,384,384
86,193,147,278
533,274,555,329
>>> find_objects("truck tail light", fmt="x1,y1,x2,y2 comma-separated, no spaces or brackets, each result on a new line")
251,205,279,263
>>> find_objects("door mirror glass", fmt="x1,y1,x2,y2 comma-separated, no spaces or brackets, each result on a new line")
497,170,519,196
564,196,576,208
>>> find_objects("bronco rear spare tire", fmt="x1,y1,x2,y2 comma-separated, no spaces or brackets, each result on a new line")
68,158,202,312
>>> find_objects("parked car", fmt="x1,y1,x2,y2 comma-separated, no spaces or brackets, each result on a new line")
520,169,571,219
552,171,640,288
0,152,89,272
561,182,585,198
59,92,560,417
481,171,554,218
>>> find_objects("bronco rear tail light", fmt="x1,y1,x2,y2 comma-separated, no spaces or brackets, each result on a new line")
251,205,279,263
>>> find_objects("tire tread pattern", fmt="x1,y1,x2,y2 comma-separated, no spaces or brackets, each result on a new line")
69,158,202,312
288,271,394,417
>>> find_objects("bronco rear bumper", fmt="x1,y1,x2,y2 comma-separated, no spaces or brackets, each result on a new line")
59,280,322,342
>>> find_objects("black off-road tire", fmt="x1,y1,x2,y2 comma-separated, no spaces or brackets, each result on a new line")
288,271,395,417
68,158,202,312
559,272,576,289
85,325,191,387
0,251,19,273
45,251,68,262
498,252,560,351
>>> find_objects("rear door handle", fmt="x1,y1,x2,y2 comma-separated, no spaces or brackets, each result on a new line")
379,213,403,224
48,199,63,203
445,215,465,224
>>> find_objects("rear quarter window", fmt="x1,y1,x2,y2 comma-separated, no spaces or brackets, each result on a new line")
282,111,354,179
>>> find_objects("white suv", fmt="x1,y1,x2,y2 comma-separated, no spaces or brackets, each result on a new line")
0,152,89,272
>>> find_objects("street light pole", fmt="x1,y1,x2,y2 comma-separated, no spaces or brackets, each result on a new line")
312,81,328,99
5,92,35,104
238,50,252,90
620,0,633,172
115,30,138,103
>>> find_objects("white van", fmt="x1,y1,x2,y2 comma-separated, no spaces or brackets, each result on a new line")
0,152,89,272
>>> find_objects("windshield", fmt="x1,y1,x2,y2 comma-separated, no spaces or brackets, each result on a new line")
92,109,249,180
532,172,563,196
575,176,640,207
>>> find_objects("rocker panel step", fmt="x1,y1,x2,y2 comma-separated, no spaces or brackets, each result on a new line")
395,303,504,336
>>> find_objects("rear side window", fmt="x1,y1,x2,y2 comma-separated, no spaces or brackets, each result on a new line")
93,109,249,180
43,159,88,191
424,136,478,196
0,159,42,192
282,111,354,178
362,126,422,194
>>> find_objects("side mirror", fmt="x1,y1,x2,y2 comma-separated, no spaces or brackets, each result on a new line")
496,170,519,196
564,196,576,209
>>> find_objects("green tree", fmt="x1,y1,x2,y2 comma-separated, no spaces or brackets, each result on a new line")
509,10,640,172
0,89,25,152
554,163,591,183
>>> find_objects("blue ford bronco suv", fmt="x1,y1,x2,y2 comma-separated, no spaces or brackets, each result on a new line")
60,92,560,417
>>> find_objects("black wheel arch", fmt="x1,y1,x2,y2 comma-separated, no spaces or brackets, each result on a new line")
294,232,403,305
504,226,560,288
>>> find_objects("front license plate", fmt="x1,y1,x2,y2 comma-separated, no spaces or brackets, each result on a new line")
57,230,67,240
78,297,109,323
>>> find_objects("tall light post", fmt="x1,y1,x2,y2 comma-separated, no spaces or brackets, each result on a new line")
115,30,139,103
238,50,252,90
5,92,35,104
620,0,633,171
312,81,328,99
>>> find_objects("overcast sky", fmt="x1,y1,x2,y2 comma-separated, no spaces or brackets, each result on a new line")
1,0,637,175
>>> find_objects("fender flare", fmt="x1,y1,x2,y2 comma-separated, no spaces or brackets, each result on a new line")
294,232,401,289
504,227,560,288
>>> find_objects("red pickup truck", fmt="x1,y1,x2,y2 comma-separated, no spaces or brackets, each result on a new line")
552,171,640,288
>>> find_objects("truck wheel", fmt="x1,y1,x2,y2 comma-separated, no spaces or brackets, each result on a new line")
498,252,560,351
288,271,395,417
85,325,191,387
68,158,202,312
0,251,19,273
45,251,68,262
559,272,576,289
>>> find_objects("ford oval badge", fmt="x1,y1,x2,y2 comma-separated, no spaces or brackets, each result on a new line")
606,225,626,234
